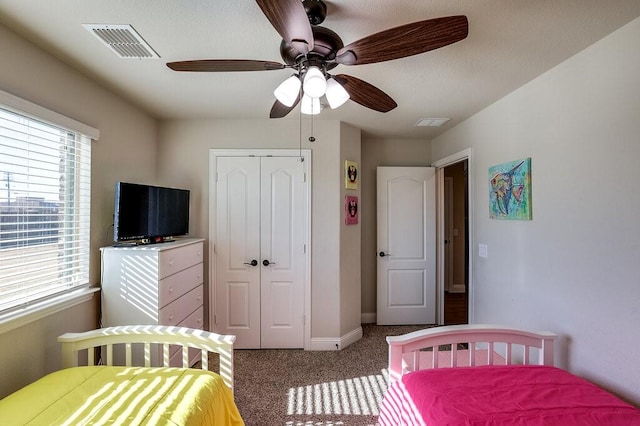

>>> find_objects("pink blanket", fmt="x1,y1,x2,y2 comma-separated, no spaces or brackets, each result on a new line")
378,365,640,425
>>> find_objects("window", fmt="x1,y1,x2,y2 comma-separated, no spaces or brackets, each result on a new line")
0,104,92,316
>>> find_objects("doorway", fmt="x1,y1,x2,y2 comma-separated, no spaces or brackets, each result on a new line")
433,149,473,325
443,161,468,324
209,149,311,349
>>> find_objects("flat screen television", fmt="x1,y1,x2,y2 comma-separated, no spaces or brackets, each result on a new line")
113,181,190,243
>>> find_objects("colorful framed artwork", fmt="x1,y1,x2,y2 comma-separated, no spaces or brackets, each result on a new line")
489,157,532,220
345,160,359,190
345,195,359,225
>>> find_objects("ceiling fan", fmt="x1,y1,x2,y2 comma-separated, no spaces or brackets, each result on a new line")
167,0,468,118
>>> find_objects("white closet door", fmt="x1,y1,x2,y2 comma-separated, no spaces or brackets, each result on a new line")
260,157,305,348
215,157,262,348
215,155,306,349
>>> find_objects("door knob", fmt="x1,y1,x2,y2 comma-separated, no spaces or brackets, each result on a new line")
244,259,258,266
263,259,277,266
379,251,391,257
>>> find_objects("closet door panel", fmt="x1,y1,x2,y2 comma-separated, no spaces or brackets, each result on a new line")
215,157,261,349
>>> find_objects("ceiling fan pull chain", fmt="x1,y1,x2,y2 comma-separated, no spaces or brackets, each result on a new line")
309,104,316,142
299,96,303,157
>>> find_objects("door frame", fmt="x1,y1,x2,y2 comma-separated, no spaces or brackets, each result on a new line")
208,149,312,349
432,148,473,325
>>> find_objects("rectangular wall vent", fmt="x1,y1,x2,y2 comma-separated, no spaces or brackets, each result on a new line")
415,118,451,127
83,24,159,58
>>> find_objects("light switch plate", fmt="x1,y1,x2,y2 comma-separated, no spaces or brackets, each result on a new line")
479,244,488,258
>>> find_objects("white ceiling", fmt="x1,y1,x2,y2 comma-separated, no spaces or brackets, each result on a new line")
1,1,639,139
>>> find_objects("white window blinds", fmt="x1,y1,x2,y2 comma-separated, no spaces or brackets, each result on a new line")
0,106,92,313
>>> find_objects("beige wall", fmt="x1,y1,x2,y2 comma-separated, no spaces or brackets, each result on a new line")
431,17,640,403
157,118,362,343
359,138,430,321
0,23,158,397
339,123,362,337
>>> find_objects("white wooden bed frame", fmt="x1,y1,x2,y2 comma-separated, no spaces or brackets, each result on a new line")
387,324,557,382
58,325,236,390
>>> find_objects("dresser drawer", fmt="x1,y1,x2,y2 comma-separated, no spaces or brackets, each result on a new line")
158,263,203,308
158,241,203,279
168,306,205,367
179,305,204,330
159,285,203,326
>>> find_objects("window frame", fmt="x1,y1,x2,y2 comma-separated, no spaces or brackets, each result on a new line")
0,89,100,335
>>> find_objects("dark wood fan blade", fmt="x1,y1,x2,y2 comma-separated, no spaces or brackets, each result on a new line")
256,0,314,54
334,74,397,112
167,60,286,72
270,92,302,118
335,15,468,66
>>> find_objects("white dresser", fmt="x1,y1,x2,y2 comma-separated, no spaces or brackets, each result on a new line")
100,238,205,365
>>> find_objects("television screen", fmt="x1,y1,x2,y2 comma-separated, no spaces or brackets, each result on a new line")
113,182,190,243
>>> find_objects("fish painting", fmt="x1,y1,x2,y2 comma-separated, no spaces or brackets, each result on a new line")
489,158,532,220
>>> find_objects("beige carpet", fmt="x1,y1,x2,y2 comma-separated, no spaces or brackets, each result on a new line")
230,324,428,426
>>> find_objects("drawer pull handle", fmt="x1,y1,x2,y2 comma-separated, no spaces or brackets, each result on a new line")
168,287,173,293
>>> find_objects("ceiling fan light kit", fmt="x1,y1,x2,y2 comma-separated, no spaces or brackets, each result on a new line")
302,65,327,98
167,0,468,119
301,94,321,115
274,75,302,107
325,77,350,109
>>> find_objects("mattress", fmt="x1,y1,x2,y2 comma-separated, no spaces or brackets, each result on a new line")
0,366,244,425
378,365,640,425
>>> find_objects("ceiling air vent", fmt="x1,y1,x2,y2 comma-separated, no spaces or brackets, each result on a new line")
415,118,451,127
83,24,159,58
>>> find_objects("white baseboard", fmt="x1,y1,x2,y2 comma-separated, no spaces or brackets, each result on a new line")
361,312,376,324
308,325,363,351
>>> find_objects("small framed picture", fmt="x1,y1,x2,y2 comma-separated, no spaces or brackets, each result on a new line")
345,195,358,225
345,160,359,190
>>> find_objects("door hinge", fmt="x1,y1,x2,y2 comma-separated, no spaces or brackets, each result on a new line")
303,244,306,254
303,172,307,183
214,314,217,325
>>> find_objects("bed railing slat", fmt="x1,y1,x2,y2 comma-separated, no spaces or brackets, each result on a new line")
163,343,170,367
506,343,513,365
433,347,439,368
125,343,132,366
470,342,476,366
452,345,457,367
107,344,113,366
201,350,208,370
182,346,189,368
144,343,151,367
488,342,494,365
524,345,531,364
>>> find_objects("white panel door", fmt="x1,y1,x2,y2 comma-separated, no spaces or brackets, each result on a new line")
377,167,436,325
260,157,305,348
215,157,262,348
215,155,305,349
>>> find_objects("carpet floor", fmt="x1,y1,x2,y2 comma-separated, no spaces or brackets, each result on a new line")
231,324,429,426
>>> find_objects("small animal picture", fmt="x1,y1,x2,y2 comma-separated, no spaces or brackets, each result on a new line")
345,195,358,225
345,160,358,190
